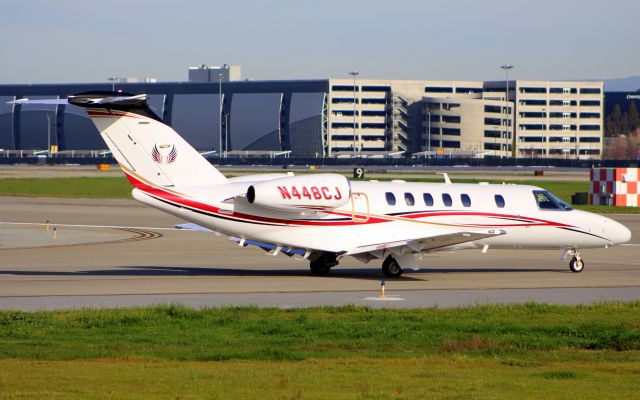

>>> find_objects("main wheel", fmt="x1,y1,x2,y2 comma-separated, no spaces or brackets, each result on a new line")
310,259,331,276
309,253,337,276
382,256,403,278
569,257,584,273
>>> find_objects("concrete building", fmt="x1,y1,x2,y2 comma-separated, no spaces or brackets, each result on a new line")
0,72,605,160
188,64,241,82
485,80,604,158
327,79,505,158
423,96,513,158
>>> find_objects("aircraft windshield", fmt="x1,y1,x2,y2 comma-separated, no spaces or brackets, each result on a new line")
532,190,573,211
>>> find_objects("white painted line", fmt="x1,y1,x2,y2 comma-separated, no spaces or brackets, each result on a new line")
620,244,640,247
363,296,405,302
0,221,186,231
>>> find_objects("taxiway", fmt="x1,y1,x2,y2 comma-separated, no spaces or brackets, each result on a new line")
1,196,638,310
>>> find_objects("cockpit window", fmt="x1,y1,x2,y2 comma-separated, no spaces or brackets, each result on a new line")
532,190,573,211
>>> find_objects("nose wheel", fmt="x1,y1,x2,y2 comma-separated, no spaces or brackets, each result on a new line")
382,256,403,278
568,250,584,273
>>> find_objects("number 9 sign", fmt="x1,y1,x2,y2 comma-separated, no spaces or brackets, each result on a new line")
353,167,365,179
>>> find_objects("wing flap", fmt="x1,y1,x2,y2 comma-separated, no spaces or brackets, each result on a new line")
345,229,506,256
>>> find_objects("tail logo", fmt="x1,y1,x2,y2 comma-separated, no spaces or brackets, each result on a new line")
152,144,178,164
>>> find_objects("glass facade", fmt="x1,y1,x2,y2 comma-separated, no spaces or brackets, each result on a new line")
230,93,282,151
289,92,325,157
63,103,102,150
18,96,58,149
0,96,14,149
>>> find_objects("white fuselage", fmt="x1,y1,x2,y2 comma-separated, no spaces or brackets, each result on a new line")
130,176,631,254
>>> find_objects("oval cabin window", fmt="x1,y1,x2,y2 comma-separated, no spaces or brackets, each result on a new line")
442,193,453,207
386,192,396,206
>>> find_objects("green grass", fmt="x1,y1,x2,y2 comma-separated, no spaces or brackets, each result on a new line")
3,303,639,361
0,303,639,398
0,176,636,213
0,177,132,199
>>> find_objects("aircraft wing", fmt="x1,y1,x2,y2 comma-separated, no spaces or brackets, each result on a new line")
345,229,506,256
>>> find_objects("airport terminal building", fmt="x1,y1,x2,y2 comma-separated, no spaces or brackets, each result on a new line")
0,66,607,159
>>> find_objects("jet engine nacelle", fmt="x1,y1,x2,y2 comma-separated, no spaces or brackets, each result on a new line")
247,173,351,211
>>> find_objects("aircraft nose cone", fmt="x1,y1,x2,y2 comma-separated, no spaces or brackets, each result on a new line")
606,218,632,244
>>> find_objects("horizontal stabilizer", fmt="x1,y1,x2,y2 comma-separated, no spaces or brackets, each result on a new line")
8,98,69,105
7,93,147,107
68,93,148,107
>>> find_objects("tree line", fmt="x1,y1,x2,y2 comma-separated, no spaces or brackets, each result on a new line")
604,102,640,159
606,102,639,137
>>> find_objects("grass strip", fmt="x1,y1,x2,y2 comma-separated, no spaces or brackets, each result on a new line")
0,176,635,213
0,177,132,199
1,356,639,399
1,303,639,399
1,303,639,361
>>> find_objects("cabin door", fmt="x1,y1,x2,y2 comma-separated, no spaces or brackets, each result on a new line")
350,192,370,223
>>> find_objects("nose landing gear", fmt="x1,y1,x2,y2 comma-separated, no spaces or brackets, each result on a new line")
568,249,584,273
382,256,403,278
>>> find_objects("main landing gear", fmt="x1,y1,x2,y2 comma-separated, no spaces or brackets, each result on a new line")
309,252,338,276
568,249,584,273
382,256,403,278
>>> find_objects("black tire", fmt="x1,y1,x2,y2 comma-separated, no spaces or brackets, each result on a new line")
382,256,403,278
309,253,337,276
310,259,331,276
569,257,584,273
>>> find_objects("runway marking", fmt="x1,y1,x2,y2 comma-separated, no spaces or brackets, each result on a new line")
363,296,405,301
620,244,640,247
0,227,162,250
0,221,187,231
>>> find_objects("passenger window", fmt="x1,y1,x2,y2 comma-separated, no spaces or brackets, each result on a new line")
385,192,396,206
423,193,434,206
494,194,505,208
442,193,452,207
461,194,471,207
404,192,415,206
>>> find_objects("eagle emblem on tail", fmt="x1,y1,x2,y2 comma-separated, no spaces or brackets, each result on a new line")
152,144,177,164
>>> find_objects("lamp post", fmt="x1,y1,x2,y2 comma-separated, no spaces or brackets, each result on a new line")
46,113,51,158
500,64,513,158
107,76,119,92
218,73,223,158
225,113,229,158
427,106,431,160
348,70,359,158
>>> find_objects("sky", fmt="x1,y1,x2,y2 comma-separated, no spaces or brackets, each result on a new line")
1,0,638,84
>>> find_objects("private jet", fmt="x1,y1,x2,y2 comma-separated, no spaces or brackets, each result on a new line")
11,93,632,277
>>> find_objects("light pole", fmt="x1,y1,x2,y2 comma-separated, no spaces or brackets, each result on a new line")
348,70,359,158
427,107,431,160
107,76,119,91
225,113,229,158
500,64,513,158
46,113,51,157
218,73,223,158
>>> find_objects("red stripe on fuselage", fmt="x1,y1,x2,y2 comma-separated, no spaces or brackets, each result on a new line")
123,172,573,229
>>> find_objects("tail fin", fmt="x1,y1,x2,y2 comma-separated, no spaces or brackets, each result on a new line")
70,92,227,188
